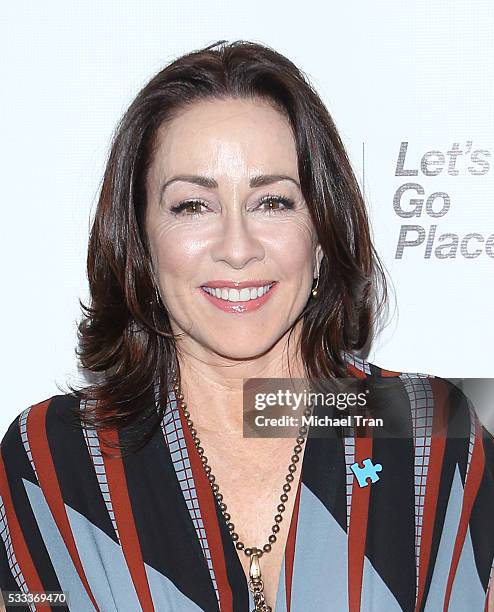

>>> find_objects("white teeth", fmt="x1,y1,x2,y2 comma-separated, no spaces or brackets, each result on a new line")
202,284,274,302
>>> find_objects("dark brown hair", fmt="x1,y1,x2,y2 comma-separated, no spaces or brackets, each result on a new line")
66,39,388,455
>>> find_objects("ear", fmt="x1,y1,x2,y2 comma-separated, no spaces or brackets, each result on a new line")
314,243,324,277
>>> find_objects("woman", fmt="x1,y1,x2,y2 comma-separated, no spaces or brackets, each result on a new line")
1,40,493,612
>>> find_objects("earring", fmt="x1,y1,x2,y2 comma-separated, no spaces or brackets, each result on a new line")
311,274,320,298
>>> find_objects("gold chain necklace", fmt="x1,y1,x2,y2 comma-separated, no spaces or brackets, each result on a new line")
172,378,309,612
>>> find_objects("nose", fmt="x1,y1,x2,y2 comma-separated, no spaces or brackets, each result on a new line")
209,208,265,270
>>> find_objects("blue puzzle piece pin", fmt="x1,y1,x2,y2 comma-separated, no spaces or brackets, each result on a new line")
350,458,383,487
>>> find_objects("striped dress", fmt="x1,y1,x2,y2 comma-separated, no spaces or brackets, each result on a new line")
1,354,493,611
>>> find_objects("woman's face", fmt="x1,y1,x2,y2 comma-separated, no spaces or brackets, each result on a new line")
145,97,323,360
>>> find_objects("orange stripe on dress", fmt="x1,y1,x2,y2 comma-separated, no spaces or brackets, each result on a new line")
27,399,100,611
414,378,448,612
0,454,47,606
348,436,372,612
284,470,302,612
346,357,370,612
443,420,485,612
179,407,234,612
346,364,366,378
99,428,155,612
380,368,401,377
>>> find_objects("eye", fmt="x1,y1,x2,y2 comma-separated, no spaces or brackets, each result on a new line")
257,194,295,214
170,199,208,216
169,194,295,217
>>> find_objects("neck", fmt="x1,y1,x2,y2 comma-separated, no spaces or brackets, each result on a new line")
173,321,307,436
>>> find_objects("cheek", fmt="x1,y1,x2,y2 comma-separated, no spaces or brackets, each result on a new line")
262,219,315,271
147,217,207,283
154,238,207,294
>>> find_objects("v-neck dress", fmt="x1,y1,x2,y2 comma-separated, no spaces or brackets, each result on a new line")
1,354,494,611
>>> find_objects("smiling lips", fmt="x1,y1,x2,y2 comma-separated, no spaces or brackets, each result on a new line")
199,280,278,313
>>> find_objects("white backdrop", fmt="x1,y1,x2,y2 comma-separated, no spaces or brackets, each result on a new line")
1,1,493,437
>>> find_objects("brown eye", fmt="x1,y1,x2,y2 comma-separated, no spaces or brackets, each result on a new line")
258,195,295,213
170,200,207,216
265,199,282,210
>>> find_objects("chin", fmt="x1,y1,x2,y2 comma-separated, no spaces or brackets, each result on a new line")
205,335,280,361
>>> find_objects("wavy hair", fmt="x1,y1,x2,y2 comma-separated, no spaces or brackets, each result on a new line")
66,39,389,455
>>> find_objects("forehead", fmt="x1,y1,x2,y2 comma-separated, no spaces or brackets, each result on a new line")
149,97,298,178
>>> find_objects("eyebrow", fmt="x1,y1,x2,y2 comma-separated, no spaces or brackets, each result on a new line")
159,173,300,199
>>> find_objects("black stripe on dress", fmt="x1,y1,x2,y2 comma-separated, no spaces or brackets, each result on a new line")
213,495,250,612
46,395,118,542
1,409,62,593
119,415,219,611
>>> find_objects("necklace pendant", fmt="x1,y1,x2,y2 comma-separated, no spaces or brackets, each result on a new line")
248,550,272,612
